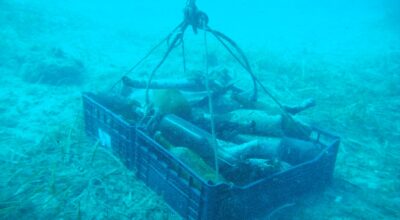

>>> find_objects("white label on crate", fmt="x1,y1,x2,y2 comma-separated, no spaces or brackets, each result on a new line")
98,128,112,149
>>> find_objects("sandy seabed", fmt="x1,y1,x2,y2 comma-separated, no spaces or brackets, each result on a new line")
0,1,399,219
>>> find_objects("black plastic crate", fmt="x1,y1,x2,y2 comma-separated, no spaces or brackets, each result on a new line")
83,92,137,169
82,92,340,219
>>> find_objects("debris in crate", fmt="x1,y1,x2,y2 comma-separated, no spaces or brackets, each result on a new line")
92,92,143,122
91,68,322,184
153,130,224,181
151,89,192,119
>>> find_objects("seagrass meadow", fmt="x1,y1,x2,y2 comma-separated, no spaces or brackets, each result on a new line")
0,0,399,219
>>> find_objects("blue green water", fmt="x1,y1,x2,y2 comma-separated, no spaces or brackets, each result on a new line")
0,0,399,219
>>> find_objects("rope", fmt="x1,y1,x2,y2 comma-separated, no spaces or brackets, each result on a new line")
181,36,187,75
109,22,183,91
144,30,184,104
203,26,220,182
207,28,288,111
207,28,258,101
207,28,310,138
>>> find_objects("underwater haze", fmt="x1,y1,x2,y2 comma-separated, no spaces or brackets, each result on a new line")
1,0,399,219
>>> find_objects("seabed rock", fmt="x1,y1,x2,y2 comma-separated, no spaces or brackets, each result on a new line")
22,48,85,85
